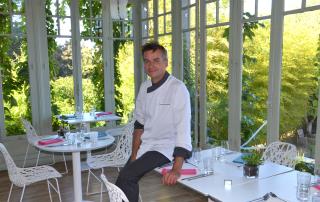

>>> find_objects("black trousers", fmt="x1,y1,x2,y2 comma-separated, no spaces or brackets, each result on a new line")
115,151,170,202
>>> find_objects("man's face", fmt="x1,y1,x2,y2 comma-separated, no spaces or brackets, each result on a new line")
143,49,168,83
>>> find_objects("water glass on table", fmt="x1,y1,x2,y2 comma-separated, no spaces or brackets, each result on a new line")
65,132,75,145
90,132,98,144
192,148,202,167
296,171,311,201
90,106,96,117
203,157,214,175
220,140,229,155
212,146,222,160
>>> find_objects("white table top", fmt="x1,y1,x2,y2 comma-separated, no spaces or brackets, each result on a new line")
33,135,115,153
157,148,300,202
208,170,319,202
57,112,121,125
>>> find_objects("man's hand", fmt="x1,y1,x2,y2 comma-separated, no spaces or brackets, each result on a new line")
162,156,184,185
162,169,181,185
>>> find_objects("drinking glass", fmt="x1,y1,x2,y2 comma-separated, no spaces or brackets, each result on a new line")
90,132,98,144
220,140,229,155
65,132,75,145
90,106,96,117
203,157,214,175
212,146,222,160
296,171,311,201
192,148,202,167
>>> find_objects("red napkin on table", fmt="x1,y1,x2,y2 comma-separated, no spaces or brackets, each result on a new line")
96,112,113,117
38,138,64,146
161,168,197,176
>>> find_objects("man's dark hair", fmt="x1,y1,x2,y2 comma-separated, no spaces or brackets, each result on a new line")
141,41,168,60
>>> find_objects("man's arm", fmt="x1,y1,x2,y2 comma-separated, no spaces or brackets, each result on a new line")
130,128,143,161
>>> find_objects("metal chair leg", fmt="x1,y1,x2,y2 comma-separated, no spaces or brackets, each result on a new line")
23,144,30,168
62,153,68,174
7,183,13,202
36,150,41,166
19,185,26,202
47,179,53,202
55,178,62,202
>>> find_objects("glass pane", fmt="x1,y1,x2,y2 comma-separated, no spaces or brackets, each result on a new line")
165,14,171,33
219,0,229,23
12,15,26,35
80,38,106,127
48,17,59,36
49,38,75,123
0,0,10,13
206,2,216,25
183,31,197,145
282,11,320,158
165,0,171,12
258,0,271,17
141,1,148,19
0,14,11,35
48,0,57,15
59,0,71,16
241,19,270,146
92,19,103,37
206,26,229,142
60,17,71,36
181,0,189,7
148,19,154,37
244,0,256,15
91,0,102,18
80,19,90,37
190,6,196,29
117,41,135,123
306,0,320,7
1,36,29,136
12,0,24,13
148,0,153,17
158,0,164,14
182,8,189,30
285,0,302,11
142,20,148,38
158,15,164,34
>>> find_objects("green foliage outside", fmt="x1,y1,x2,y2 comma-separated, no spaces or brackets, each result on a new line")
0,0,320,157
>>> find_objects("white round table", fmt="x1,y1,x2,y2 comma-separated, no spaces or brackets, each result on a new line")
34,135,115,202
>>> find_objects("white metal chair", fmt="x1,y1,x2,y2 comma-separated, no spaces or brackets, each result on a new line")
0,143,62,202
21,118,68,174
86,121,134,198
262,141,297,168
100,173,129,202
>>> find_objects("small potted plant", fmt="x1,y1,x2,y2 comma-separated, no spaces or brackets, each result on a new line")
242,150,263,178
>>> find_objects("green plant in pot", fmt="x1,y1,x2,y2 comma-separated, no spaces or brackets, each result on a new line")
242,150,263,178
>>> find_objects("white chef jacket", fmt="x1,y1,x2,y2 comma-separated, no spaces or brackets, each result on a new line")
134,74,192,160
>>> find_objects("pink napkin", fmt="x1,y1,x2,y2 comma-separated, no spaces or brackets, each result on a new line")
96,112,112,117
313,185,320,190
38,138,64,145
161,168,197,176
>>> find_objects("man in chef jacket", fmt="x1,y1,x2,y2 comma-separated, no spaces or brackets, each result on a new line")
116,41,192,202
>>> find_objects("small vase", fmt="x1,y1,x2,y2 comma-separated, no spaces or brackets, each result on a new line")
243,165,259,178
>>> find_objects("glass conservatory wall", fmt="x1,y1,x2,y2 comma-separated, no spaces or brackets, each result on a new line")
0,0,29,136
281,10,320,158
